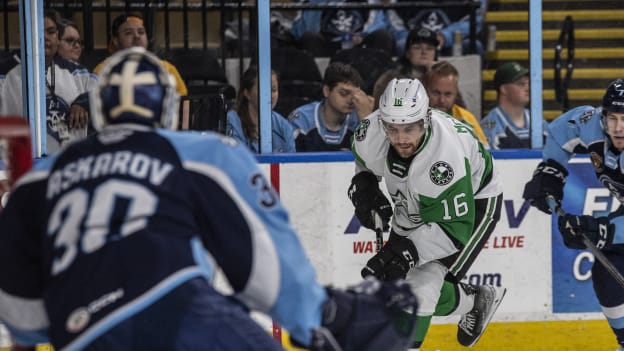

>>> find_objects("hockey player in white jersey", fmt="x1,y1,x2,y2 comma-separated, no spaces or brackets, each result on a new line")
348,78,506,349
0,48,419,351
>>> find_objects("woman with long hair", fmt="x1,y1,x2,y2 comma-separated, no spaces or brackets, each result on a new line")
227,65,295,153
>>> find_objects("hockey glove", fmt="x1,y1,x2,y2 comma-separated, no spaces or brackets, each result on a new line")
522,159,568,214
557,214,614,250
308,277,418,351
348,172,392,230
361,231,418,281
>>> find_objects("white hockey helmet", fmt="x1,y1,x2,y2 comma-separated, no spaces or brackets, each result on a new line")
378,78,430,127
90,47,180,131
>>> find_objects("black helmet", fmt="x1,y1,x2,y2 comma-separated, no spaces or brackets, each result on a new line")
602,78,624,114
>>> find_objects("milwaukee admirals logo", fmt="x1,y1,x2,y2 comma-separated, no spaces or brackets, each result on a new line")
429,161,454,185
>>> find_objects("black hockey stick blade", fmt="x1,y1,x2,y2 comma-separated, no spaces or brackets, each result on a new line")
547,196,624,289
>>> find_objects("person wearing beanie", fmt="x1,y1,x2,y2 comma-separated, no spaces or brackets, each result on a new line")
395,27,439,79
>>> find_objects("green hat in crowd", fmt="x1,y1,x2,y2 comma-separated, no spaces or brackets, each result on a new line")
494,62,529,90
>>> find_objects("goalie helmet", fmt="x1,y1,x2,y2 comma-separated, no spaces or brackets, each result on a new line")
602,78,624,115
90,47,179,130
378,78,430,127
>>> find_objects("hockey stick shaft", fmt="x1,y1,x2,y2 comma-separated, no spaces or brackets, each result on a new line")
547,196,624,289
372,210,384,252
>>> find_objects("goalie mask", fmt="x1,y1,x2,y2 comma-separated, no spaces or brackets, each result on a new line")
91,47,179,130
379,78,430,128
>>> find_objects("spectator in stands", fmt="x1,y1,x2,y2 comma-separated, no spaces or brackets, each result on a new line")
93,13,188,97
289,62,373,151
290,0,394,57
226,65,295,153
0,10,96,154
480,61,533,149
423,61,488,144
56,19,83,64
396,0,487,57
358,0,407,56
394,27,439,80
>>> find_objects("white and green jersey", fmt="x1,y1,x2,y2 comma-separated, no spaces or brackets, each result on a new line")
352,109,502,265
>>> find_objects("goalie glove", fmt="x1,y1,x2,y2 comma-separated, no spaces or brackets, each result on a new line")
308,277,418,351
522,159,568,214
361,231,418,281
348,171,392,230
557,214,614,250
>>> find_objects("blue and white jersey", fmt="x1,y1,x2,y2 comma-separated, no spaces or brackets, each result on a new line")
0,56,97,153
543,105,624,247
226,109,296,153
0,124,326,349
288,100,360,151
480,106,531,149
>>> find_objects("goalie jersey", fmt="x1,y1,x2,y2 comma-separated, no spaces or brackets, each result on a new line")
352,110,502,264
0,126,326,349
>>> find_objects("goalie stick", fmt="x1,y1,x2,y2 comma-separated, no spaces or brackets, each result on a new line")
0,117,33,209
547,196,624,289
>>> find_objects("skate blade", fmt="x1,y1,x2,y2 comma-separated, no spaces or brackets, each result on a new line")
466,287,507,348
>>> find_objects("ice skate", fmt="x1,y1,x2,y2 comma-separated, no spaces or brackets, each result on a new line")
457,285,506,347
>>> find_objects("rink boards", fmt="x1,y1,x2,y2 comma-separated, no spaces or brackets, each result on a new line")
0,151,618,350
256,150,617,351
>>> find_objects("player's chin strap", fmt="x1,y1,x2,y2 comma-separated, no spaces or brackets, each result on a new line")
547,195,624,289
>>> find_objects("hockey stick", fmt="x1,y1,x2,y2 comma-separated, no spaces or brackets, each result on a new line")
547,196,624,289
372,210,384,252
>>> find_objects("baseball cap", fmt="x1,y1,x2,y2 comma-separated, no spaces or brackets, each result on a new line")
494,61,529,90
405,27,439,49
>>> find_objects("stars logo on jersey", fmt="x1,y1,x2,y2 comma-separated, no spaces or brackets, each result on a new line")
429,161,454,185
355,119,370,141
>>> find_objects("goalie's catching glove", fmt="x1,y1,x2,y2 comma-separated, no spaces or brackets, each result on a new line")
557,214,614,250
522,159,568,214
309,277,418,351
348,172,392,230
361,231,418,281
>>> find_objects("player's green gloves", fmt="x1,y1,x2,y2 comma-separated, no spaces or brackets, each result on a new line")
348,171,392,230
557,214,614,250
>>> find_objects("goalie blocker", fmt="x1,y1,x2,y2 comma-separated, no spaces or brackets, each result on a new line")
0,117,32,209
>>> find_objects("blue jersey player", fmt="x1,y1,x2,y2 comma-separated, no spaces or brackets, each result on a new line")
523,79,624,351
0,48,418,351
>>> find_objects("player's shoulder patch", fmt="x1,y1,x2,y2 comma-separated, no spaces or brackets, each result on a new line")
578,109,594,124
354,119,371,141
429,161,454,186
481,118,496,130
288,109,300,121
